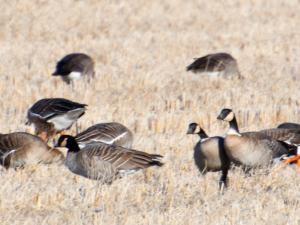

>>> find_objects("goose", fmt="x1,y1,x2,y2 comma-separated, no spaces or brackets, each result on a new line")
186,52,241,78
27,98,87,141
277,122,300,130
56,135,163,182
217,108,297,168
75,122,133,148
52,53,95,84
0,132,64,169
187,123,230,189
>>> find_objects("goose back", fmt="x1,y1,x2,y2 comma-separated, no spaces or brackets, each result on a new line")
75,122,133,148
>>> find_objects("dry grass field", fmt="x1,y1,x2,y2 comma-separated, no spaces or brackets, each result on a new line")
1,0,300,224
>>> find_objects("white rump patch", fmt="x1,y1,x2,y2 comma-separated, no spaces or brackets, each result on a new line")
68,71,82,80
48,114,75,130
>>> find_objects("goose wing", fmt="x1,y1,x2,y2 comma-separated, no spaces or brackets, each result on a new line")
75,123,131,146
28,98,87,121
79,143,163,172
259,128,300,145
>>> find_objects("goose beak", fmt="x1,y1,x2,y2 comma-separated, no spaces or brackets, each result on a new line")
217,114,223,120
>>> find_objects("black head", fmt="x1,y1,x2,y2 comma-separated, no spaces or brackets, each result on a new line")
217,108,234,121
187,123,201,134
56,135,80,152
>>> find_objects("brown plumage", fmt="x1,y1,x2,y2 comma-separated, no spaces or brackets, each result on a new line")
217,109,294,168
0,132,64,169
56,135,163,182
186,52,241,78
187,123,230,189
75,122,133,148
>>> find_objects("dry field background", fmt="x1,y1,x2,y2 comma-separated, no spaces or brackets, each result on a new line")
1,0,300,224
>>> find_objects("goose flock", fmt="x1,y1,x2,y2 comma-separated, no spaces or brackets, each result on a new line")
1,52,299,190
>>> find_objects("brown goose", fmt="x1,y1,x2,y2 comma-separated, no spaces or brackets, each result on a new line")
75,122,133,148
187,123,230,189
217,108,297,168
56,135,163,182
186,52,241,78
52,53,95,84
0,132,64,169
27,98,87,141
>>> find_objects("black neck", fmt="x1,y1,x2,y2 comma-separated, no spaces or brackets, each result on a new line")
229,117,239,133
67,139,81,153
198,129,208,139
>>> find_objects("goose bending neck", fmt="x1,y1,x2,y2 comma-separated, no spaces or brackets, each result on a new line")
227,117,240,136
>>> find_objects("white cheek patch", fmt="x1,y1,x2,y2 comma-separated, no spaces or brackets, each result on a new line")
225,112,234,121
68,71,82,80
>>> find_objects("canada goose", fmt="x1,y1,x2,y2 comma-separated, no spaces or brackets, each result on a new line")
52,53,95,84
75,122,133,148
56,135,163,182
187,123,230,189
217,108,295,168
0,132,64,169
277,122,300,130
27,98,87,141
186,52,241,78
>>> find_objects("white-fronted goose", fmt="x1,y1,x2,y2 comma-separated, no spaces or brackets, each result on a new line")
217,108,297,168
187,123,230,189
27,98,87,141
186,52,241,78
0,132,64,169
52,53,95,84
56,135,163,182
75,122,133,148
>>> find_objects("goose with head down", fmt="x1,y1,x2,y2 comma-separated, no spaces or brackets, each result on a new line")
0,132,64,169
56,135,163,183
186,52,241,79
27,98,87,142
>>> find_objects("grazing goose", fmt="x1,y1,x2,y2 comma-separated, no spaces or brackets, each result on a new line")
0,132,64,169
277,122,300,130
56,135,163,182
217,108,294,168
52,53,95,84
27,98,87,141
187,123,230,189
186,52,241,78
75,122,133,148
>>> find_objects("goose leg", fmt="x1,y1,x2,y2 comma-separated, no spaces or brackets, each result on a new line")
219,168,228,191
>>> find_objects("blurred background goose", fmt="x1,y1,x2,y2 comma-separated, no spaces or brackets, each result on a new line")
27,98,87,141
75,122,133,148
186,52,241,78
187,122,230,189
52,53,95,85
56,135,163,182
277,122,300,130
217,108,299,169
0,132,64,169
